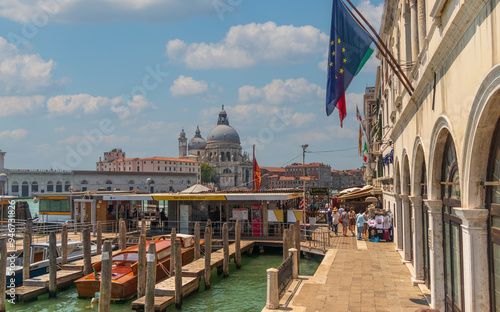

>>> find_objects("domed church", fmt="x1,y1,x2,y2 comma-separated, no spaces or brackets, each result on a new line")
179,105,252,190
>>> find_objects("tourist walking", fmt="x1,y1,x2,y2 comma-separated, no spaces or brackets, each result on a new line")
348,208,356,236
362,210,369,238
332,208,340,235
356,211,369,240
341,209,349,236
327,206,333,231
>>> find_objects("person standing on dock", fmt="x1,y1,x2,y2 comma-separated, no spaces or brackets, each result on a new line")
341,209,349,236
327,206,333,231
332,208,340,236
356,210,369,240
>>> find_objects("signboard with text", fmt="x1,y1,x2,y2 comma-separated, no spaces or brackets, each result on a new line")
309,188,329,196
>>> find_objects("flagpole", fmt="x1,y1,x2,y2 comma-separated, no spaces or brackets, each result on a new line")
340,0,414,94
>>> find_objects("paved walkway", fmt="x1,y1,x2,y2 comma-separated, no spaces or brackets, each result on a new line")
268,235,429,312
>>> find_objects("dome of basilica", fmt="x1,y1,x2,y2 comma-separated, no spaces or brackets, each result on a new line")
188,126,207,150
206,105,240,144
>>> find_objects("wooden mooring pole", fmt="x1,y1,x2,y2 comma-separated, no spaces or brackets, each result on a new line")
0,238,7,312
61,224,68,265
170,228,176,277
23,229,30,281
49,232,57,298
137,234,147,298
141,219,147,236
235,219,241,269
204,227,211,290
175,238,182,308
145,242,157,312
194,222,200,260
98,241,112,312
97,221,102,255
83,228,92,275
120,219,127,251
289,224,295,249
223,223,229,277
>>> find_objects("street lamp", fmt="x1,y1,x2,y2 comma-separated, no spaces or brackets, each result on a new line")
301,144,308,213
0,173,7,223
147,178,152,193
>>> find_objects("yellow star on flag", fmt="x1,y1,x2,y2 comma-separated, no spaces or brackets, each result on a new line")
332,51,335,56
338,38,341,43
342,47,346,52
329,62,333,67
330,40,334,45
343,58,347,63
340,68,344,74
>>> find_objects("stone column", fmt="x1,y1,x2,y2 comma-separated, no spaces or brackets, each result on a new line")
394,194,403,251
409,196,424,283
455,208,489,312
401,194,412,262
425,199,444,311
410,0,419,61
417,0,426,51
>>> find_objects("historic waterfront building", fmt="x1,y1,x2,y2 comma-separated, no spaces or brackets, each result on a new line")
180,106,252,190
369,0,500,310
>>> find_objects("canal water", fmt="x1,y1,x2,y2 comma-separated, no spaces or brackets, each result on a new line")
6,250,321,312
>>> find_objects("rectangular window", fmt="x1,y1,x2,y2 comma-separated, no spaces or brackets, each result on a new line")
129,186,134,191
32,184,38,192
64,184,70,191
56,184,62,192
11,185,19,193
47,184,54,192
82,187,87,192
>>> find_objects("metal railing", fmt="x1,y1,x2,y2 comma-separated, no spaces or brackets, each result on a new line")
277,255,293,299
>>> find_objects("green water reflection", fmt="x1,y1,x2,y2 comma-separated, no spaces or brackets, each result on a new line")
6,250,321,312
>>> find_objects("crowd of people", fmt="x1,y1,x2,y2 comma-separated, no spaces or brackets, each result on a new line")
326,206,369,240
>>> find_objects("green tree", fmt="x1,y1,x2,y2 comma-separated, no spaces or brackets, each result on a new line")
201,163,219,184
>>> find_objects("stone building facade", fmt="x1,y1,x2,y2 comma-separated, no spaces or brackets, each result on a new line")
180,106,252,190
371,0,500,310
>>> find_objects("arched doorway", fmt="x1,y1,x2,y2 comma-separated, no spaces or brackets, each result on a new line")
402,153,413,263
487,118,500,311
441,134,463,312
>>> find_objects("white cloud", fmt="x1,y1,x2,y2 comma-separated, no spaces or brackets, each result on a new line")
166,22,328,69
0,128,28,140
345,92,364,114
289,124,356,143
170,76,208,97
0,37,68,95
0,0,217,24
54,127,65,133
291,113,316,128
239,78,324,105
0,95,45,116
47,94,154,117
58,134,133,145
358,0,384,32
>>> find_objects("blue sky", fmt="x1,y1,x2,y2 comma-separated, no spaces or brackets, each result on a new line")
0,0,384,171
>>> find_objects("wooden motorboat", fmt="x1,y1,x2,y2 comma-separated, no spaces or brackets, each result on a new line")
75,234,201,301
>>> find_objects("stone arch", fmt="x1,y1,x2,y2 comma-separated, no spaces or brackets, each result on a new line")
462,64,500,209
394,158,401,194
401,150,411,195
411,137,426,196
428,116,456,200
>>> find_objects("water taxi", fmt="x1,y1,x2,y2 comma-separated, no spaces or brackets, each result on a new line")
75,234,200,301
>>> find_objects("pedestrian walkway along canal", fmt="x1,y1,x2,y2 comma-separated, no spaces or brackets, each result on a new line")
6,250,321,312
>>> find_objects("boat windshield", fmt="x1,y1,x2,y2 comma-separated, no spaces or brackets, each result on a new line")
112,253,138,262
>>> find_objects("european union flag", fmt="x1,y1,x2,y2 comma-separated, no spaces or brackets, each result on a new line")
326,0,373,125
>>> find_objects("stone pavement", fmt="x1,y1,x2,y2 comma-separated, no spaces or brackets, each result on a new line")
266,235,429,312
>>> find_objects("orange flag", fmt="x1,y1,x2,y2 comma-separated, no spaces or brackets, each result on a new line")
253,145,261,191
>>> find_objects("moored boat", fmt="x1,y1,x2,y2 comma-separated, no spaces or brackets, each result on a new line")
75,234,200,301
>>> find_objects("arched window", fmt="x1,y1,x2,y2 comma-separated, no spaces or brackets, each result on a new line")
223,168,232,174
81,180,88,184
32,181,38,192
11,181,19,193
128,180,134,184
168,180,174,184
56,181,63,192
105,180,112,184
64,181,71,191
47,181,54,192
226,152,230,161
441,134,463,310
